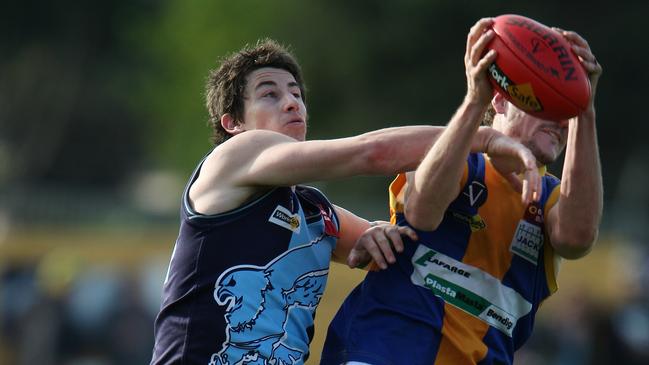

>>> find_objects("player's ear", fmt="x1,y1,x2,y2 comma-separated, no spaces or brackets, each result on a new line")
492,93,508,114
221,113,245,135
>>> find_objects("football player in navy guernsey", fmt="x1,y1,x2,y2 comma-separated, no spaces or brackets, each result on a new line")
149,38,541,365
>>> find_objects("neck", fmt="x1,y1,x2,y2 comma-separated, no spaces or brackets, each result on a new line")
489,155,521,177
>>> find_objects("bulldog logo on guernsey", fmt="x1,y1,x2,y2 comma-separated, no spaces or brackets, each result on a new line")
211,239,330,365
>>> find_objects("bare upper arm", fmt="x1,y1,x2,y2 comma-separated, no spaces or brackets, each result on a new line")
234,131,377,187
331,206,370,264
546,200,567,257
188,132,289,215
187,126,446,217
189,130,374,215
544,183,565,252
403,163,468,230
544,186,595,259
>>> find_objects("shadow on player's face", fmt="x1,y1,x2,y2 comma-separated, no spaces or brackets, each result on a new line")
493,97,568,166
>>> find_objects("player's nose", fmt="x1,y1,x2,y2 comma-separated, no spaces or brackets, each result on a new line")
283,93,300,112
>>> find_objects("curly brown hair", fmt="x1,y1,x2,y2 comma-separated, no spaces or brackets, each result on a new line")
205,39,306,145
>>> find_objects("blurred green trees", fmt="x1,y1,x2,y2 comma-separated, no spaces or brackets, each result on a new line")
2,0,647,222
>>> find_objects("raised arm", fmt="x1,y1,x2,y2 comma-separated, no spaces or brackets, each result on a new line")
546,29,603,259
404,18,498,230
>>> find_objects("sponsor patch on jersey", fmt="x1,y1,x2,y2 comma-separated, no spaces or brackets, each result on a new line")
510,221,543,264
451,212,487,232
510,202,544,264
411,244,532,337
269,205,301,233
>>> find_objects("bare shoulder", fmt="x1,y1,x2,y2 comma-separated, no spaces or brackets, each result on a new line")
220,129,295,153
204,130,296,179
188,130,294,215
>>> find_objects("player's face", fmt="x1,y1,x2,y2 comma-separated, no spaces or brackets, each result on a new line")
240,67,307,141
497,103,569,165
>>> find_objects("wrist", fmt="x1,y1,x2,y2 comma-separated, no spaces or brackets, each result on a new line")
464,89,493,107
463,92,490,107
579,105,596,123
459,96,491,126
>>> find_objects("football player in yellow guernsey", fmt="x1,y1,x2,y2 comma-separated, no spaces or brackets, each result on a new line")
322,18,603,365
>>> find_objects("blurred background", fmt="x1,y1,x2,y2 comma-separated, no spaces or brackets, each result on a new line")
1,0,648,364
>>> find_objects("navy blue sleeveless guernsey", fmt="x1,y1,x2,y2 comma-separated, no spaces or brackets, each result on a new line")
151,156,339,365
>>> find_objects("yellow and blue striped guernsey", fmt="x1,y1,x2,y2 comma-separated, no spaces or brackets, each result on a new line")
322,153,561,365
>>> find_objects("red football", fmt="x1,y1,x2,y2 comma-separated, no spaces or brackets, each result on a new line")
486,14,591,120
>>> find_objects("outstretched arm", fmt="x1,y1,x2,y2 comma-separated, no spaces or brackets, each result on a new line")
546,29,603,259
190,125,448,215
192,122,534,215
